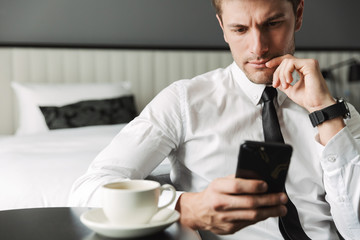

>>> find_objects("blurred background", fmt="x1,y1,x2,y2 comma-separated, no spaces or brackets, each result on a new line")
1,0,360,110
0,0,359,49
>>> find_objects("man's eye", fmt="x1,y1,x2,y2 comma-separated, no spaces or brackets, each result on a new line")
234,28,247,33
268,21,282,27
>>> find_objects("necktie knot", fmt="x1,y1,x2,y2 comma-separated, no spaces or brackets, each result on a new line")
261,87,277,102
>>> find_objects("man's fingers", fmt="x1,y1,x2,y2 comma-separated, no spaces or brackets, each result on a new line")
279,59,295,89
266,55,292,88
269,56,299,89
211,177,268,195
218,205,288,223
207,179,288,211
283,59,295,84
217,192,288,211
265,54,292,68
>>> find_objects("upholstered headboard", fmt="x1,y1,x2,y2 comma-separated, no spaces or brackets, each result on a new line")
0,48,233,134
1,47,359,134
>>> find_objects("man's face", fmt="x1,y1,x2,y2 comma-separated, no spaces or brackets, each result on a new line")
217,0,303,84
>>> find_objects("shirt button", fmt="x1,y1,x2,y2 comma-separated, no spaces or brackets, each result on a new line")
327,155,337,162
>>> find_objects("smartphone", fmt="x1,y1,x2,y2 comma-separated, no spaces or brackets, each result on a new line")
235,141,292,193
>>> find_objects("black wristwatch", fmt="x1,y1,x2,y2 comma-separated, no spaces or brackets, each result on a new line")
309,98,351,127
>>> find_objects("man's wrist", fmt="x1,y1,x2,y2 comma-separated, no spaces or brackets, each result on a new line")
175,192,202,230
307,98,336,113
317,117,345,146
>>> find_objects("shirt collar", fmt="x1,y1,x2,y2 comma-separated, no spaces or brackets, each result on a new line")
230,62,287,106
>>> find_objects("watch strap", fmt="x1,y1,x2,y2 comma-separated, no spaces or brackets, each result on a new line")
309,100,349,127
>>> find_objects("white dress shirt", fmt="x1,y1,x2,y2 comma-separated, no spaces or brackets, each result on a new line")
70,62,360,239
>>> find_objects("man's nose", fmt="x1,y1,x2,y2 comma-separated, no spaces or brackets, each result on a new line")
250,29,269,56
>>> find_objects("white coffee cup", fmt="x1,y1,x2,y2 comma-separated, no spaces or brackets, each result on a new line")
102,180,176,225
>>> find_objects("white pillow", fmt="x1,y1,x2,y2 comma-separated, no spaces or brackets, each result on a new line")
11,81,133,135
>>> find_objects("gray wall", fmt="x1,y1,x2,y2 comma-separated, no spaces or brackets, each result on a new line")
0,0,359,49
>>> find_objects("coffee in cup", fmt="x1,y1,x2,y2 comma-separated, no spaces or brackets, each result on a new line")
102,180,176,225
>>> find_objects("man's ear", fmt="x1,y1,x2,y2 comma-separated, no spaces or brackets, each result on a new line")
295,0,304,32
216,14,228,43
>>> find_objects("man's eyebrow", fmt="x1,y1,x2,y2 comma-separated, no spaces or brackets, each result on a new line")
266,13,286,22
227,13,286,28
227,23,247,28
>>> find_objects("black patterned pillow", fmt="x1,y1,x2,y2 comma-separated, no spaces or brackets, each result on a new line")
39,96,137,129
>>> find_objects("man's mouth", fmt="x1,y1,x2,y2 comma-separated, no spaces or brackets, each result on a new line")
247,59,270,69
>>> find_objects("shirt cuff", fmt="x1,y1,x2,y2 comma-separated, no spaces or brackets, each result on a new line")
319,127,359,172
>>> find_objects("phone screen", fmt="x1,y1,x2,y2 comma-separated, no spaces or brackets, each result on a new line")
235,141,292,193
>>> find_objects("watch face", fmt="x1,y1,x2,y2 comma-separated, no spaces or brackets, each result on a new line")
337,98,351,119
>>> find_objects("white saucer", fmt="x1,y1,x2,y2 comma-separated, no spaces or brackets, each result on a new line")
80,208,180,238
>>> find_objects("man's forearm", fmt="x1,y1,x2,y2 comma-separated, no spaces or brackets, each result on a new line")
317,117,346,146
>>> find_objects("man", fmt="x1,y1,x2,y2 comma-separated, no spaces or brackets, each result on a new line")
70,0,360,239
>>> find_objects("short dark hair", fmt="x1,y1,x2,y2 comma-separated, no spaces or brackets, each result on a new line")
212,0,301,18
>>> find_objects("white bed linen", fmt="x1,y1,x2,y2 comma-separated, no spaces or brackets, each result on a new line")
0,124,171,210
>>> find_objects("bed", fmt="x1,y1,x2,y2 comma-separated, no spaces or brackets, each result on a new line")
0,124,125,210
0,47,359,210
0,47,233,210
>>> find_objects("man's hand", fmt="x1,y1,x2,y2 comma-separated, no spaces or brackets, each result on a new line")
266,54,346,145
175,175,288,235
266,54,335,113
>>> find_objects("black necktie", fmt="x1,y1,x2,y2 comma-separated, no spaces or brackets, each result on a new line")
261,87,311,240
